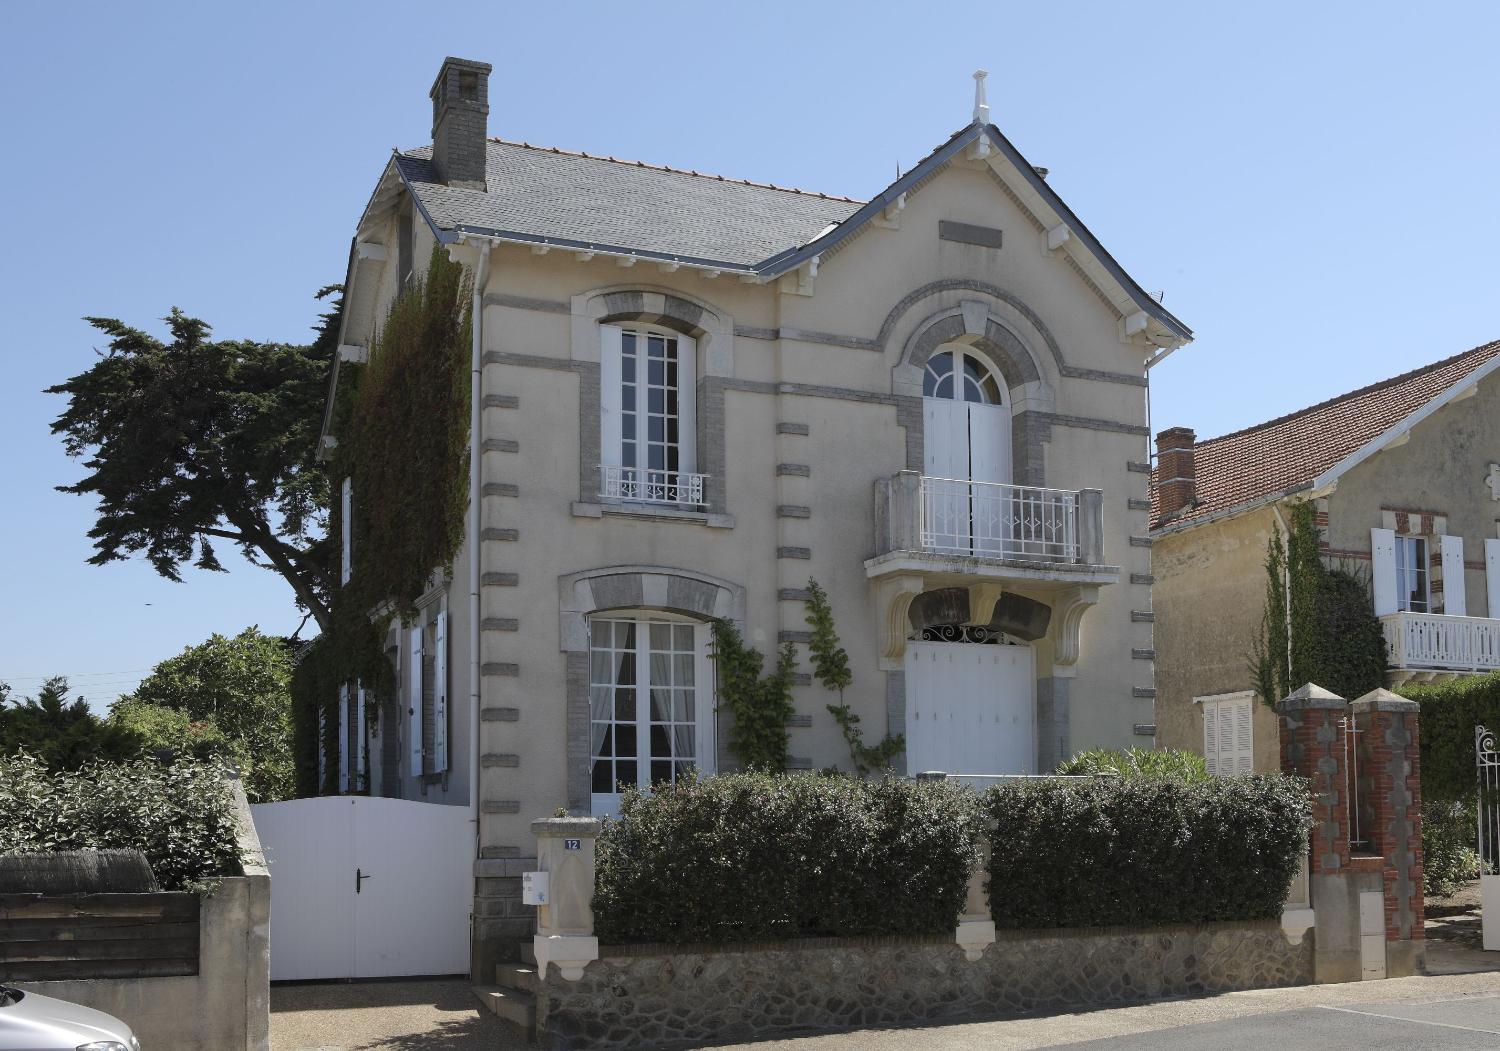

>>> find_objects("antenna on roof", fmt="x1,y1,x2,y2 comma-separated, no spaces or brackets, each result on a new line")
972,70,990,125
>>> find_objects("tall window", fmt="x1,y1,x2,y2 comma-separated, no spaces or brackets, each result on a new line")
1395,535,1430,613
588,614,711,814
600,324,700,505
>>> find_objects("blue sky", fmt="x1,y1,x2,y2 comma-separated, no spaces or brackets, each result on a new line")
3,1,1497,706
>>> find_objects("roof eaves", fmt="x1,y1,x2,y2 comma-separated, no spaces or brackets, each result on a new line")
1150,485,1308,538
1306,351,1500,496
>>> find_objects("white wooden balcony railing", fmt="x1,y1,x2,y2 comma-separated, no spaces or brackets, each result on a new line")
599,465,707,507
1381,611,1500,673
920,475,1080,562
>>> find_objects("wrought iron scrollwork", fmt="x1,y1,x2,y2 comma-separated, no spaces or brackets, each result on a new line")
913,624,1012,645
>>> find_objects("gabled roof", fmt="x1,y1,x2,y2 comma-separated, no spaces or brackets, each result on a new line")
387,121,1191,342
1152,339,1500,532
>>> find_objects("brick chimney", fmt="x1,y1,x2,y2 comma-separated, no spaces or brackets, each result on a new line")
429,57,492,189
1155,427,1197,518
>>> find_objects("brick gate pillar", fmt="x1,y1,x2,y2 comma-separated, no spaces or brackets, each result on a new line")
1277,683,1351,877
1350,688,1425,977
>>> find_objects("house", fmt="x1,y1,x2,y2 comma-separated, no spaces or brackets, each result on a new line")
319,56,1192,969
1152,338,1500,773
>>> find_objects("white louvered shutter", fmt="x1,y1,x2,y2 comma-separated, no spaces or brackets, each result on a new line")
599,325,623,471
1216,702,1235,774
1441,535,1467,616
338,683,349,793
317,706,326,790
1487,539,1500,618
340,478,353,585
354,682,367,793
1232,699,1254,773
1202,703,1219,777
433,610,449,773
408,627,424,777
1371,528,1397,616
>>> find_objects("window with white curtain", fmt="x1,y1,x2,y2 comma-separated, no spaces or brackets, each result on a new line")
599,325,700,505
588,613,712,814
1395,535,1430,613
1200,692,1254,776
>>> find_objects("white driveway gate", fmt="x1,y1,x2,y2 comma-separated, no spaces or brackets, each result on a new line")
905,635,1035,779
1479,726,1500,951
251,796,474,980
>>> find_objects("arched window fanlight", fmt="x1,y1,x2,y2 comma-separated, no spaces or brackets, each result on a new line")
923,349,1003,404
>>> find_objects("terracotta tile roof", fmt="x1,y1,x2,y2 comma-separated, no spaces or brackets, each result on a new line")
1152,339,1500,530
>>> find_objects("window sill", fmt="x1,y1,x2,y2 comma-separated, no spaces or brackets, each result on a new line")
572,500,735,529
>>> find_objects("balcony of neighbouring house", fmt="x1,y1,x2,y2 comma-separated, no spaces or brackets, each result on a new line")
1381,611,1500,684
867,472,1119,589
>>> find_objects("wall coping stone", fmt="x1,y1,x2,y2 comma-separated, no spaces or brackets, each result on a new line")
1350,689,1418,713
533,817,602,838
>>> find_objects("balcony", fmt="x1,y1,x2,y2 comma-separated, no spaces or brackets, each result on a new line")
599,465,707,507
1381,611,1500,684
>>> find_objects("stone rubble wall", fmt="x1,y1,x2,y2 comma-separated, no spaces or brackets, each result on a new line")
535,920,1312,1049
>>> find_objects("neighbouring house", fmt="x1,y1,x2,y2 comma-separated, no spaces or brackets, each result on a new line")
318,56,1192,969
1153,338,1500,773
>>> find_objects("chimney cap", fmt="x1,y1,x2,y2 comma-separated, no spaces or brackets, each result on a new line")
1155,426,1196,446
429,56,493,100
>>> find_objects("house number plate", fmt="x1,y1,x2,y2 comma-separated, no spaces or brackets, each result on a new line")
563,839,582,851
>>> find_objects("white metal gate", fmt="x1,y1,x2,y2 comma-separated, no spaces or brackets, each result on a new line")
1478,726,1500,951
904,637,1035,779
252,796,474,980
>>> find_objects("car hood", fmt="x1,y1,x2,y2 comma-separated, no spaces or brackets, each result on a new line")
0,987,136,1047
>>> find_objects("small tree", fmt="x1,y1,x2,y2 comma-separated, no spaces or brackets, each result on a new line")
805,578,903,776
710,619,795,772
0,678,141,771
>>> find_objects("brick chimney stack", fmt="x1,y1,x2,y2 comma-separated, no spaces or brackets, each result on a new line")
429,57,492,189
1155,427,1197,518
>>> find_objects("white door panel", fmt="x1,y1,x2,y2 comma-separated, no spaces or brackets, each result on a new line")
904,641,1034,782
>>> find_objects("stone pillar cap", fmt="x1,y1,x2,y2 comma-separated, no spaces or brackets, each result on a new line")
1350,688,1419,713
1276,683,1347,712
532,816,603,837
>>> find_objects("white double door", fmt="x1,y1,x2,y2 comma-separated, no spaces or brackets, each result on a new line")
924,396,1011,554
904,640,1035,779
252,796,473,980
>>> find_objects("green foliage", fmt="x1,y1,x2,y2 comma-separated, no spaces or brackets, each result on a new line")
1252,502,1386,705
1401,672,1500,804
110,699,244,766
289,248,472,794
710,620,795,772
0,753,244,893
984,774,1309,928
47,288,343,632
1054,747,1209,782
593,772,982,944
1422,797,1481,897
803,577,903,776
113,628,296,801
0,678,142,771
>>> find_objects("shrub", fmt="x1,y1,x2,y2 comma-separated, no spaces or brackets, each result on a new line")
1423,797,1482,897
0,753,243,892
593,772,981,944
1399,673,1500,804
985,774,1309,929
1054,748,1209,782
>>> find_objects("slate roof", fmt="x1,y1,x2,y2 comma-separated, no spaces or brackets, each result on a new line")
1152,339,1500,530
396,140,863,270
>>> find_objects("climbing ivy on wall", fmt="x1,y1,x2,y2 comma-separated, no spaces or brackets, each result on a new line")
1251,501,1387,707
804,578,904,776
290,246,473,795
710,619,796,772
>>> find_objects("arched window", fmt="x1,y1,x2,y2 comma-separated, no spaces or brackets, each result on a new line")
923,349,1003,405
599,324,702,505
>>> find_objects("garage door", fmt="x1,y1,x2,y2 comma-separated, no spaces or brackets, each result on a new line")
905,640,1035,778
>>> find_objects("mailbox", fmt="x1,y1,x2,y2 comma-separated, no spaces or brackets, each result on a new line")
522,870,550,906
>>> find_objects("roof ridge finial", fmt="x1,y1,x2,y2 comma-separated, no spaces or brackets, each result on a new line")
972,69,990,125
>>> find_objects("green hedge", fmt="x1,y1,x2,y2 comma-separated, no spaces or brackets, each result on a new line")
0,753,244,892
1398,673,1500,804
985,775,1309,929
593,773,981,944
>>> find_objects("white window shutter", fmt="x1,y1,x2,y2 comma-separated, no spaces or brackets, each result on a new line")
1233,699,1254,773
433,610,449,773
1216,703,1235,773
355,683,367,794
677,334,698,474
408,627,424,777
599,325,623,469
1441,534,1467,616
338,683,350,793
1202,704,1219,777
1487,539,1500,619
1371,528,1397,616
340,478,353,585
317,706,326,789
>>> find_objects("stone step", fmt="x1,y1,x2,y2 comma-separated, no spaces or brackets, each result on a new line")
472,984,535,1029
496,962,540,995
520,941,538,966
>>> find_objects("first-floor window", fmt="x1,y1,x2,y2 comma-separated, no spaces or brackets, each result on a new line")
1395,535,1430,613
589,613,712,813
1200,692,1254,776
599,324,700,504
